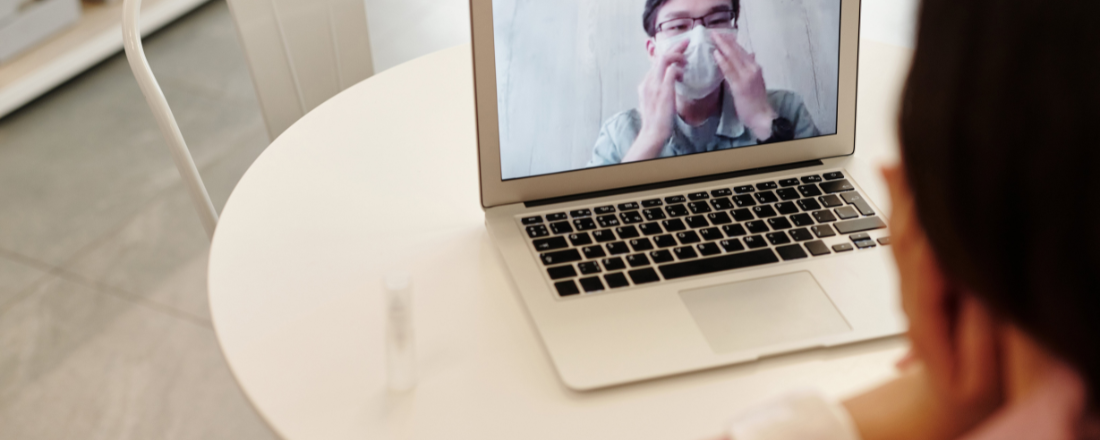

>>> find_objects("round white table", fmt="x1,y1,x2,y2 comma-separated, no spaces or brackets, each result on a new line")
209,41,914,440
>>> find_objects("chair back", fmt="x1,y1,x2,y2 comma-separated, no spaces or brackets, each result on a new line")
226,0,374,140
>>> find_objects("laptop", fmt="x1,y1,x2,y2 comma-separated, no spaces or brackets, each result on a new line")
470,0,905,390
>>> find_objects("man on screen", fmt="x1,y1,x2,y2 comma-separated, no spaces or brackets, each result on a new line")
587,0,820,167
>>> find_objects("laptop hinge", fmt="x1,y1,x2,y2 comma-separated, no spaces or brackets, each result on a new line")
524,160,824,208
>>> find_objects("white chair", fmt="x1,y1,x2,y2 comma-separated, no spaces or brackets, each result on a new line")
122,0,374,239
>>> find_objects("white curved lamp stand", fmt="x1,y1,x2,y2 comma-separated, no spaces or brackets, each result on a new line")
121,0,219,240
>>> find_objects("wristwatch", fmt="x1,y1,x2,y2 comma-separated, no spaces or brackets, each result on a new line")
759,117,795,144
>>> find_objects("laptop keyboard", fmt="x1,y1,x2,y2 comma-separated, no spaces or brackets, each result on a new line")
519,171,889,297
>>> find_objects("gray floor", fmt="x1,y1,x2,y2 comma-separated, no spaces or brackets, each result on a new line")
0,0,467,438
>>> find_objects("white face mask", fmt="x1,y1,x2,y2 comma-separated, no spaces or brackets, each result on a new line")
656,26,730,101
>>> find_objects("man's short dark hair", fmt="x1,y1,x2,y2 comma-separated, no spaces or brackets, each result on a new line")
643,0,740,37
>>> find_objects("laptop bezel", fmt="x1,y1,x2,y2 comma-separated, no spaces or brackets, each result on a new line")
470,0,862,209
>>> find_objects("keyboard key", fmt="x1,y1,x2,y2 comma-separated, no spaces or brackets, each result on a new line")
798,184,823,197
619,211,644,224
592,229,617,243
696,242,722,256
730,209,754,222
878,236,892,246
699,227,723,241
710,198,735,210
789,228,814,241
550,221,574,234
578,262,602,275
707,212,733,225
665,195,686,204
766,232,791,245
711,188,733,197
823,171,845,180
654,235,678,248
674,246,699,260
626,254,651,267
665,204,690,217
688,201,712,214
641,199,663,207
811,224,837,238
597,215,620,228
629,268,661,284
833,243,855,253
732,195,757,207
570,209,592,218
649,249,675,263
640,222,664,236
834,217,887,234
849,232,872,242
534,236,569,251
790,213,814,227
629,238,654,252
776,244,808,260
642,208,667,221
662,219,687,232
841,192,876,216
686,216,710,228
756,181,778,190
854,238,877,249
579,277,606,293
767,217,793,230
779,178,800,187
618,202,641,211
734,185,756,194
775,202,799,215
582,246,607,259
615,226,640,239
812,210,838,223
526,225,549,238
797,199,822,211
595,205,616,215
541,249,582,265
755,191,779,204
568,233,593,246
688,192,710,200
776,188,801,200
720,239,745,252
805,240,831,256
606,242,631,255
820,179,854,194
752,205,778,218
603,257,627,271
676,230,702,245
604,273,630,289
658,249,780,280
547,265,577,279
835,206,859,220
722,224,748,237
522,216,544,225
743,235,769,249
546,213,567,221
801,175,823,184
555,280,581,296
745,221,770,234
819,195,843,208
573,218,597,231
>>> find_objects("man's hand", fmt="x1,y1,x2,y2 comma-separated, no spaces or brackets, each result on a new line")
713,33,776,140
623,39,688,163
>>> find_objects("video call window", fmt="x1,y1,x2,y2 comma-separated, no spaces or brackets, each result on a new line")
493,0,842,181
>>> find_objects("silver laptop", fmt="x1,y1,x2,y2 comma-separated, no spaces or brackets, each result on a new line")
470,0,905,390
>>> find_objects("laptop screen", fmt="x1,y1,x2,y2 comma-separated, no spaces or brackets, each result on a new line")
492,0,843,181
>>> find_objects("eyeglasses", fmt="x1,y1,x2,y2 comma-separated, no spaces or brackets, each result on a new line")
656,10,735,37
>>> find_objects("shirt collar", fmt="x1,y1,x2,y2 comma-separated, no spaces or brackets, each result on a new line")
715,83,746,139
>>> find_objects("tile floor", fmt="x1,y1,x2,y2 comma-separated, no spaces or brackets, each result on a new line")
0,0,468,438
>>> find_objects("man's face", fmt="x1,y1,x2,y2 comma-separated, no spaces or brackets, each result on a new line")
648,0,733,58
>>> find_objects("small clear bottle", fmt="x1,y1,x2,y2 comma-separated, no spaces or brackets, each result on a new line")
384,272,416,391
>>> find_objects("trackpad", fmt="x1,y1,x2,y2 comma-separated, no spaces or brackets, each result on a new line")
679,272,851,354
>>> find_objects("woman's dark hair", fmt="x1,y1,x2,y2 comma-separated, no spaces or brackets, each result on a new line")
900,0,1100,405
643,0,740,37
